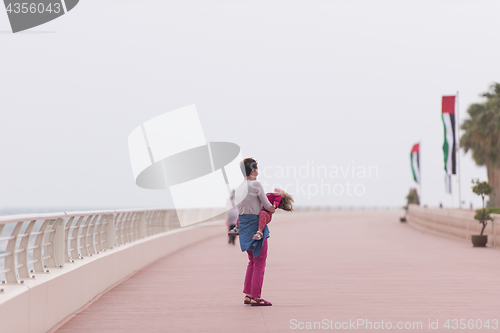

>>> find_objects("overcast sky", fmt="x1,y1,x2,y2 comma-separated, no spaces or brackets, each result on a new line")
1,0,499,213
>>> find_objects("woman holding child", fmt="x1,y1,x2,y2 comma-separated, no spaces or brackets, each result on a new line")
230,157,293,306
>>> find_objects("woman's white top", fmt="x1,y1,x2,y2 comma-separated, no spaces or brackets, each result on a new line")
234,180,273,215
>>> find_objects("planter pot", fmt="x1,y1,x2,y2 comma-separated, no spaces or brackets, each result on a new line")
471,235,487,247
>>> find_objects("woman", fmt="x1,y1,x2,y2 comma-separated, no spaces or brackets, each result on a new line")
234,157,275,306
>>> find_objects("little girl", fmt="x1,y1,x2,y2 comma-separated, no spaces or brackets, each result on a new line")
228,188,294,240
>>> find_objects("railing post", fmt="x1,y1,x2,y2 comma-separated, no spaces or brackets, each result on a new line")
4,222,22,283
46,218,62,268
107,214,116,249
18,221,35,278
54,220,65,268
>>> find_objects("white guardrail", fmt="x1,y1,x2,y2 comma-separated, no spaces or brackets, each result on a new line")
0,207,228,333
0,208,227,287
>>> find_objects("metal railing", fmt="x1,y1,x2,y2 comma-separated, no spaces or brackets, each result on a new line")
0,208,207,288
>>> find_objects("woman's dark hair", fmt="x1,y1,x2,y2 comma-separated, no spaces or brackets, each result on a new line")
241,158,258,177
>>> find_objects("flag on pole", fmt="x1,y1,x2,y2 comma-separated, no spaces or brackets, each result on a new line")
410,143,420,184
442,96,456,193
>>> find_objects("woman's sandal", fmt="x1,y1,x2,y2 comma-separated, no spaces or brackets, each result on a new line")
250,297,272,306
244,295,252,304
252,230,263,240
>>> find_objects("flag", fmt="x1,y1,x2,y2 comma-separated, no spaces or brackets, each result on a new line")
410,143,420,184
442,95,456,193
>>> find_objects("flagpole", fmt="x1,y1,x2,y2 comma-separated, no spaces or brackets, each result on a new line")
456,91,462,209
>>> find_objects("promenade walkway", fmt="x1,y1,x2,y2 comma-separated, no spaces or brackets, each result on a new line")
54,211,500,332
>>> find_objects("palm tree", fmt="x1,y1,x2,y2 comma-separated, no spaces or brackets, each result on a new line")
460,83,500,206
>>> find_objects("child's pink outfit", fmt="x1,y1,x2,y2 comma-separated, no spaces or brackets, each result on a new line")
258,193,282,230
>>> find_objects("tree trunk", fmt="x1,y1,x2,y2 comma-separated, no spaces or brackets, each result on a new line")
486,163,500,207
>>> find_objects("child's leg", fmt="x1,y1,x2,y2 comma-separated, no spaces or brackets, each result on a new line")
253,211,271,240
258,210,271,231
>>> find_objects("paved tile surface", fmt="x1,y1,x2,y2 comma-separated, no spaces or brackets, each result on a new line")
55,211,500,332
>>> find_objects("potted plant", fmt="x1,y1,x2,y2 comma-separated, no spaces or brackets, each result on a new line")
401,188,420,222
471,179,494,247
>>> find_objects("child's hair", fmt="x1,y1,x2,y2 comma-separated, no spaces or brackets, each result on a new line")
278,191,294,212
